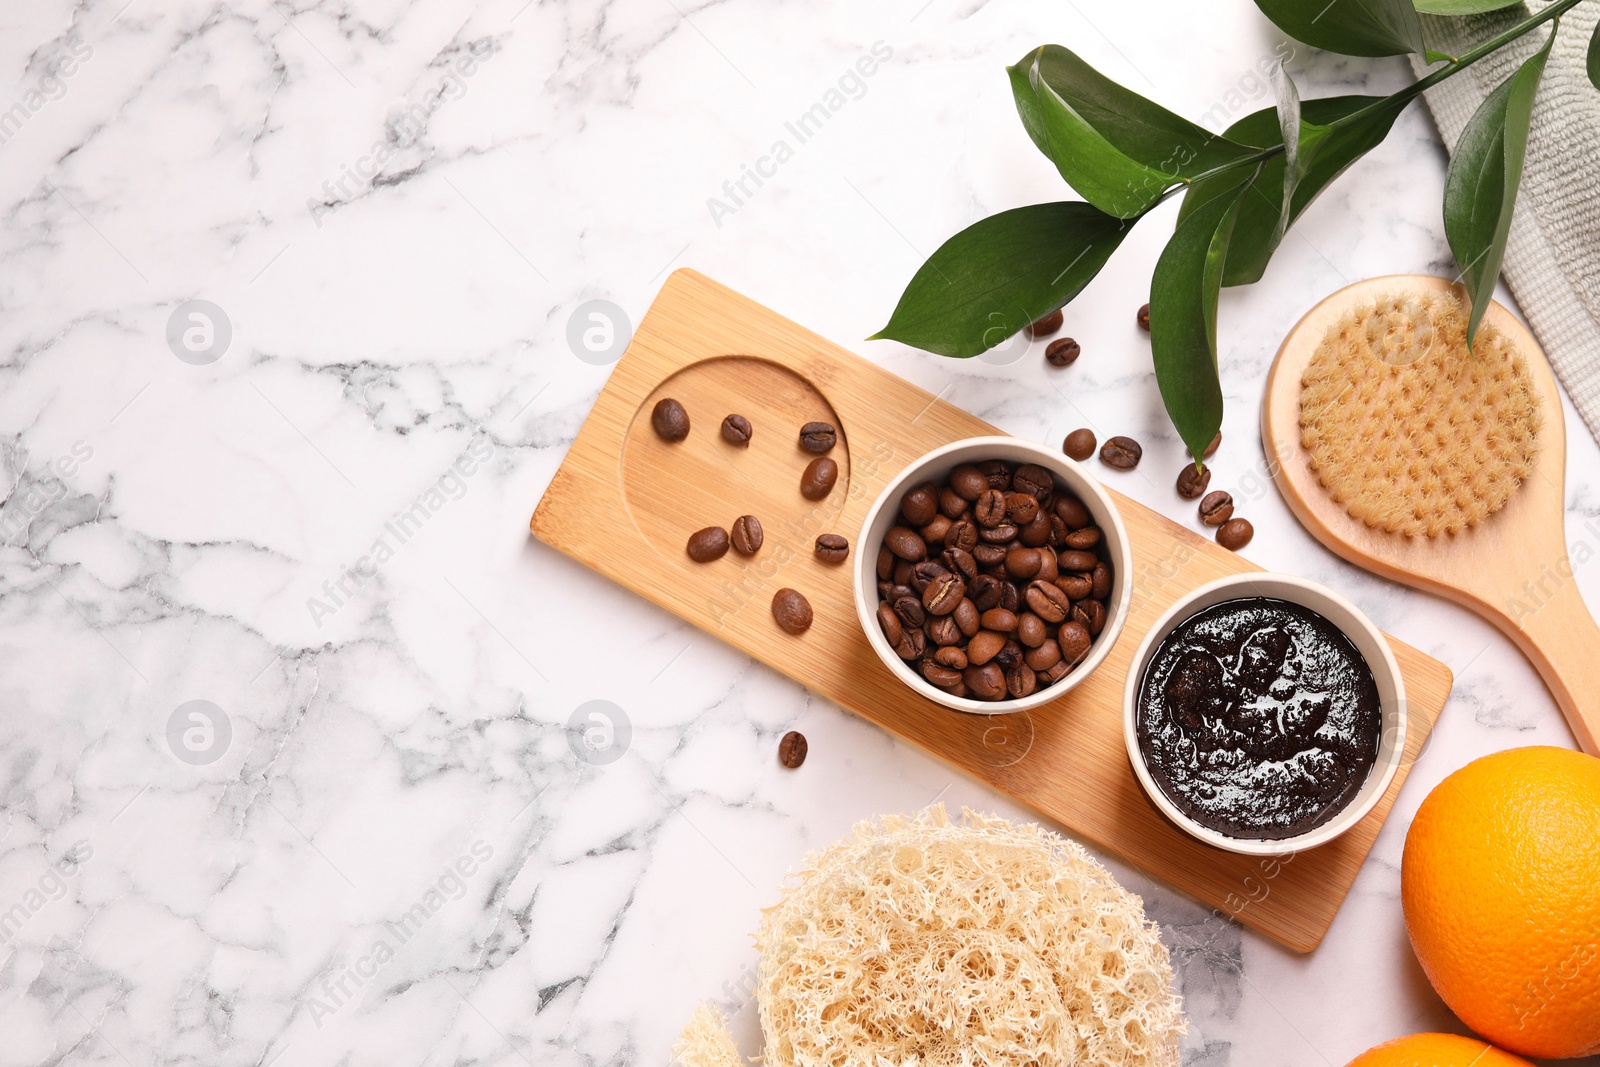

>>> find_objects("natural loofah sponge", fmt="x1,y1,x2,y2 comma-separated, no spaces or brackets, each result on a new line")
1299,290,1540,538
752,805,1184,1067
672,1002,745,1067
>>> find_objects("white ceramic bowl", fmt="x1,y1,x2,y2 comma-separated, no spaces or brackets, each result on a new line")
854,436,1133,715
1121,573,1407,855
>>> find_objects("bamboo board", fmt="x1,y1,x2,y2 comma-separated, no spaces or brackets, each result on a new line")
530,269,1454,952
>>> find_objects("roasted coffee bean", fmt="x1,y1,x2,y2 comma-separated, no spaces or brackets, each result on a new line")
894,628,927,660
1039,659,1072,683
964,662,1007,700
1136,303,1151,331
1062,428,1097,461
1073,599,1107,635
909,560,947,594
720,413,752,446
969,574,1002,611
1003,492,1039,525
994,639,1024,670
772,588,813,634
921,659,962,688
1045,337,1081,367
1199,490,1234,526
923,573,966,615
1004,547,1042,580
1091,561,1112,600
1187,431,1221,459
1006,664,1038,699
876,545,894,580
892,595,925,629
798,421,837,453
953,598,980,637
1056,574,1092,600
980,608,1018,633
1047,514,1070,546
949,463,988,501
1100,435,1143,470
877,580,893,601
1053,495,1089,529
1017,612,1047,648
967,630,1006,666
1217,517,1254,551
1058,621,1092,664
877,603,903,645
778,730,808,768
974,489,1007,527
947,519,978,553
972,544,1007,569
1034,549,1059,583
938,487,968,519
934,645,968,670
893,560,915,589
1019,511,1053,548
1027,308,1064,338
815,533,849,563
888,582,915,604
941,547,977,582
1024,638,1061,671
978,523,1019,544
998,580,1021,613
901,482,940,526
1175,462,1211,500
884,526,927,562
800,457,838,500
1058,550,1098,573
1013,464,1054,499
651,398,690,442
1064,526,1101,550
978,460,1011,490
686,526,729,562
731,515,763,555
942,679,970,698
1025,580,1071,623
928,615,963,646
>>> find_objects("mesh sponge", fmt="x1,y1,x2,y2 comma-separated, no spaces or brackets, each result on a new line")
1299,290,1541,538
673,1002,745,1067
753,805,1183,1067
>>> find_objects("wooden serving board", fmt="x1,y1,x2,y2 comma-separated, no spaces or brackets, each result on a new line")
531,269,1454,952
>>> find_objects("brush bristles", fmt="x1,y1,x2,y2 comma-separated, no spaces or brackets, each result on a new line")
1299,291,1540,538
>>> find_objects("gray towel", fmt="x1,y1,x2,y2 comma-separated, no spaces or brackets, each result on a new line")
1409,2,1600,443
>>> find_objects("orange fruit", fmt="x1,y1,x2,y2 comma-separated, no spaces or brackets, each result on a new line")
1402,746,1600,1059
1345,1032,1533,1067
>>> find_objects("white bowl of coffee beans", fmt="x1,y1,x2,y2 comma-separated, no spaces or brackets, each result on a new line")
855,436,1133,714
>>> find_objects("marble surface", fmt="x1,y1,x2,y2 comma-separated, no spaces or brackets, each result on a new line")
0,1,1596,1065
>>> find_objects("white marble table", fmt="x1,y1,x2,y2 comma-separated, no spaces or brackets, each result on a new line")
1,2,1596,1064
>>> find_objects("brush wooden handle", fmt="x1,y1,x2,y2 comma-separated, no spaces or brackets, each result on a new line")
1500,568,1600,756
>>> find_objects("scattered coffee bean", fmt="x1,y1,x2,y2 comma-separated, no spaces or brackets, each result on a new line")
772,588,813,634
651,398,690,442
1175,462,1211,500
798,421,837,453
731,515,763,555
1045,337,1081,367
778,730,808,768
1198,490,1234,526
815,533,849,563
800,456,838,500
1136,303,1151,331
1217,517,1254,551
1100,436,1143,470
1027,309,1064,338
1187,431,1221,459
720,413,752,446
686,526,729,562
1062,428,1097,461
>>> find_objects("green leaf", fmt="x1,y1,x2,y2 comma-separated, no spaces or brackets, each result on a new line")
1414,0,1524,14
1270,63,1304,245
1179,96,1406,285
870,202,1132,357
1150,182,1248,463
1588,16,1600,91
1255,0,1427,56
1443,26,1553,347
1008,45,1255,218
